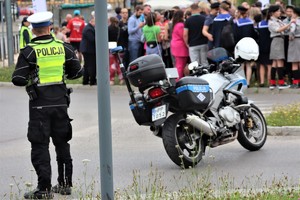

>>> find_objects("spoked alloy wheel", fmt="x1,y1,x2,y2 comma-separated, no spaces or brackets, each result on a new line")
238,104,267,151
162,114,204,168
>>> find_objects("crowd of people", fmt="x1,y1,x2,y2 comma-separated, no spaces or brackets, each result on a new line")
19,9,96,85
108,0,300,90
18,0,300,89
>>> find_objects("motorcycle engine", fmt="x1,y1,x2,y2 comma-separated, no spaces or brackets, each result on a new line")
218,106,241,127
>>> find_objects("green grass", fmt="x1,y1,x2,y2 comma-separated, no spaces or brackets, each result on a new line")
0,66,14,82
266,103,300,126
5,163,300,199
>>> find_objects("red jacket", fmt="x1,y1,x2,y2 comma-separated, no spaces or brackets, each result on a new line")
67,17,85,42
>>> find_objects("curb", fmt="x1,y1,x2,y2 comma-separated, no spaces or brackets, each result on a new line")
0,82,126,92
2,82,300,94
245,87,300,94
1,82,300,136
267,126,300,136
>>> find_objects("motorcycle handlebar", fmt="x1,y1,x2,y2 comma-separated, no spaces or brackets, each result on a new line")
189,64,212,76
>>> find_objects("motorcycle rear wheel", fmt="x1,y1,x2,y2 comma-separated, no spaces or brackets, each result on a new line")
162,114,204,168
238,104,267,151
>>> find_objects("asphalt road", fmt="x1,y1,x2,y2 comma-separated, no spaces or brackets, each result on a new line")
1,86,300,198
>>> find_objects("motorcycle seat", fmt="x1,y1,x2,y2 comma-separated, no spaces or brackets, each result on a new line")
176,77,209,87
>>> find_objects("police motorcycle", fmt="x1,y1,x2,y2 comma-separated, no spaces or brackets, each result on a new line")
111,37,267,168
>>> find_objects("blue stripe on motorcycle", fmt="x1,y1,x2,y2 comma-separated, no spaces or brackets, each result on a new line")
129,104,135,110
225,79,247,89
176,84,210,94
129,101,144,110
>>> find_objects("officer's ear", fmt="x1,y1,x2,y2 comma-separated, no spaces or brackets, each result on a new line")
32,28,37,36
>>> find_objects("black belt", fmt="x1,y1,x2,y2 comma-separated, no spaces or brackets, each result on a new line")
272,35,284,38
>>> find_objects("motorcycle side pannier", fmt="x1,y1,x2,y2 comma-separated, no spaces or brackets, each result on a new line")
128,93,152,125
176,77,212,111
127,54,167,88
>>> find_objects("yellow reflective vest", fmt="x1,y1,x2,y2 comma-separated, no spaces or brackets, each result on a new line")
28,39,65,84
19,26,33,49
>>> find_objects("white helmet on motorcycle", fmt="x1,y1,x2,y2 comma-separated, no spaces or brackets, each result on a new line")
234,37,259,61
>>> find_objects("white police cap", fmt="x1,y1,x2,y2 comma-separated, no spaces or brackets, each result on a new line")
27,11,53,28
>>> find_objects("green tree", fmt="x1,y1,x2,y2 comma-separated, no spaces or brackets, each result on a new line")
236,0,256,6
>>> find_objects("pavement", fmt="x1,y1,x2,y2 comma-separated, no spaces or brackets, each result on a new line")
1,81,300,136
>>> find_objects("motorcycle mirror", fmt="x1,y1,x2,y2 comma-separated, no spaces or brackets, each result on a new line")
188,61,198,70
166,68,179,79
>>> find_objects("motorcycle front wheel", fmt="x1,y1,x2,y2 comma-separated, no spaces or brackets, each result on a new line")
238,104,267,151
162,114,204,168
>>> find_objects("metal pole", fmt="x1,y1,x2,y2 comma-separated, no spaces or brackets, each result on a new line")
5,0,13,66
1,1,5,67
94,1,114,200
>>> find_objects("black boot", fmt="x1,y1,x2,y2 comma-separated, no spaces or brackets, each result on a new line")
24,188,53,199
52,184,72,195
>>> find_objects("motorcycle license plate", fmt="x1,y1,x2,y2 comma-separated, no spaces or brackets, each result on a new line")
152,105,166,121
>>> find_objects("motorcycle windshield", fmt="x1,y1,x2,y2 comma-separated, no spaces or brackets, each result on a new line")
207,48,229,63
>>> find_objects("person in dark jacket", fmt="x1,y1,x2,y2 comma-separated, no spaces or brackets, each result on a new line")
211,1,233,52
256,8,272,87
12,11,82,199
233,5,258,87
211,1,231,46
80,17,96,85
233,6,258,43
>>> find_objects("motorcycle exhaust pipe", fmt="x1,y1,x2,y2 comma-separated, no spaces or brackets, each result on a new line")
185,114,216,137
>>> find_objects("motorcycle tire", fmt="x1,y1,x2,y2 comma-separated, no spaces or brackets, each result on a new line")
238,104,267,151
162,113,204,168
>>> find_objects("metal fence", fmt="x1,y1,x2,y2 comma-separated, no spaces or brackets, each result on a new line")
0,33,19,61
0,0,19,65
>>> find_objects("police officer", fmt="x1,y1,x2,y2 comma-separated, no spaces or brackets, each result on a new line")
19,16,33,49
12,11,82,199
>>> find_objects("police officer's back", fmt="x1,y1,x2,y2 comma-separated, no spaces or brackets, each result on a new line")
12,11,82,199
